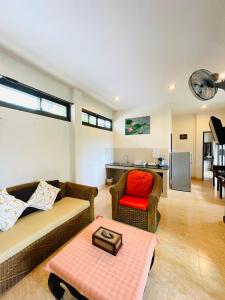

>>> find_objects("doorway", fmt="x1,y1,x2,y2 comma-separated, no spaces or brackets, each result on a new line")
202,131,214,180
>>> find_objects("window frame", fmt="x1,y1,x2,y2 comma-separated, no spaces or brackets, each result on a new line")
0,75,72,121
82,108,112,131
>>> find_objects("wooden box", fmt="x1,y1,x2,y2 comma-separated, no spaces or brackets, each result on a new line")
92,226,122,256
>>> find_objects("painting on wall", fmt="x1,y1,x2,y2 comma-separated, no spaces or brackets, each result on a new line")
125,116,150,135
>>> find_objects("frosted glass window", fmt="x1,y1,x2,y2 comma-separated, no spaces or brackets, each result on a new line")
98,118,105,127
41,99,67,117
82,109,112,131
89,115,97,125
0,85,39,110
105,120,111,129
82,112,89,122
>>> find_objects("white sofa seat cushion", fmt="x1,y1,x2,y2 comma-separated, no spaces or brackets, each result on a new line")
0,197,90,264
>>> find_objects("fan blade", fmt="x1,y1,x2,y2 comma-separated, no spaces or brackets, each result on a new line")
205,79,215,88
193,84,202,94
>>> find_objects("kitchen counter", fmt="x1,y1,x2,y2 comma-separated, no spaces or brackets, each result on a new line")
106,163,169,197
106,163,169,170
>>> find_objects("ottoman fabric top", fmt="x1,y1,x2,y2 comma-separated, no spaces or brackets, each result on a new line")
45,217,158,300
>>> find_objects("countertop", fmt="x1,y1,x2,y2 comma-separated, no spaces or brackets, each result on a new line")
106,163,169,170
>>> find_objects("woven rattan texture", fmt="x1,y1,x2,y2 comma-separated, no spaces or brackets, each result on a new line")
0,208,90,295
116,205,148,230
110,169,162,233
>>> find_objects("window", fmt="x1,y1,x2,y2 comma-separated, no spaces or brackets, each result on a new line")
89,115,97,126
105,120,111,129
82,111,89,123
97,118,105,127
41,99,67,118
0,85,39,110
82,109,112,131
0,75,72,121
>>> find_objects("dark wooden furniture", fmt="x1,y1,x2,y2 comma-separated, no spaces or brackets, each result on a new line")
217,175,225,199
213,165,225,190
220,178,225,223
214,171,225,224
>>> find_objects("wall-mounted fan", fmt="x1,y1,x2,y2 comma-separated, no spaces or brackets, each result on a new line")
189,69,225,101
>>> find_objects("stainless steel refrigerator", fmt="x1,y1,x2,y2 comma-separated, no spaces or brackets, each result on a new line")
170,152,191,192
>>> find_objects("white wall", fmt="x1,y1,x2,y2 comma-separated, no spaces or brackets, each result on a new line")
82,93,113,120
0,49,115,189
0,49,72,187
79,125,113,187
172,110,225,179
0,48,72,101
0,107,71,187
71,92,114,187
195,111,225,179
172,114,196,176
113,104,171,163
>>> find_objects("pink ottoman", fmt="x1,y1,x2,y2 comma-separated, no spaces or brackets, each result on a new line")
45,217,158,300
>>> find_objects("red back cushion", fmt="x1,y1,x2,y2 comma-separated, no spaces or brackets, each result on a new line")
126,170,154,198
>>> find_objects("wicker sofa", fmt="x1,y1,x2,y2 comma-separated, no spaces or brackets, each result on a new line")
0,180,98,295
110,169,162,233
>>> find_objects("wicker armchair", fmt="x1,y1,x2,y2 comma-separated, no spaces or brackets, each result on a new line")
110,169,162,233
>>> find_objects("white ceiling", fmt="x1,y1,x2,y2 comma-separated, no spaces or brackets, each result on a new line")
1,0,225,114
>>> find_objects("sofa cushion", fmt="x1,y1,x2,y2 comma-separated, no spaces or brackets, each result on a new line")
0,189,28,231
126,170,153,198
119,195,148,211
47,180,62,201
28,181,60,211
0,197,90,264
7,180,62,218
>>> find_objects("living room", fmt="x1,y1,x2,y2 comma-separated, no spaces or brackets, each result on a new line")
0,1,225,300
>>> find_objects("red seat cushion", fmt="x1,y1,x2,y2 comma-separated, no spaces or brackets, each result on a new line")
119,195,148,211
126,170,154,198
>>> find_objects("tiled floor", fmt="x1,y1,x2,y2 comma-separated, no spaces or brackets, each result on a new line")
203,170,213,180
1,180,225,300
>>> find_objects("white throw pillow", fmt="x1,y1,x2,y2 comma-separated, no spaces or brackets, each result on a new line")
28,181,60,210
0,188,28,231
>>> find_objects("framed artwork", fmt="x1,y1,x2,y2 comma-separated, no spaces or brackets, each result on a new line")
125,116,150,135
180,134,188,140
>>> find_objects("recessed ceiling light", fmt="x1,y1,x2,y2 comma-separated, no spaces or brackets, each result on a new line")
168,84,175,91
219,72,225,81
115,96,120,101
201,104,207,109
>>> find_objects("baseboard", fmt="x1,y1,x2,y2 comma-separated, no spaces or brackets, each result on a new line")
191,176,202,180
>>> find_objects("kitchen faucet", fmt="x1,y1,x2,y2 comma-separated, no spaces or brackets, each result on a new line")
124,154,128,164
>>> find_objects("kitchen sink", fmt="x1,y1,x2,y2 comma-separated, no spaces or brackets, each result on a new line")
121,163,134,167
107,162,134,167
